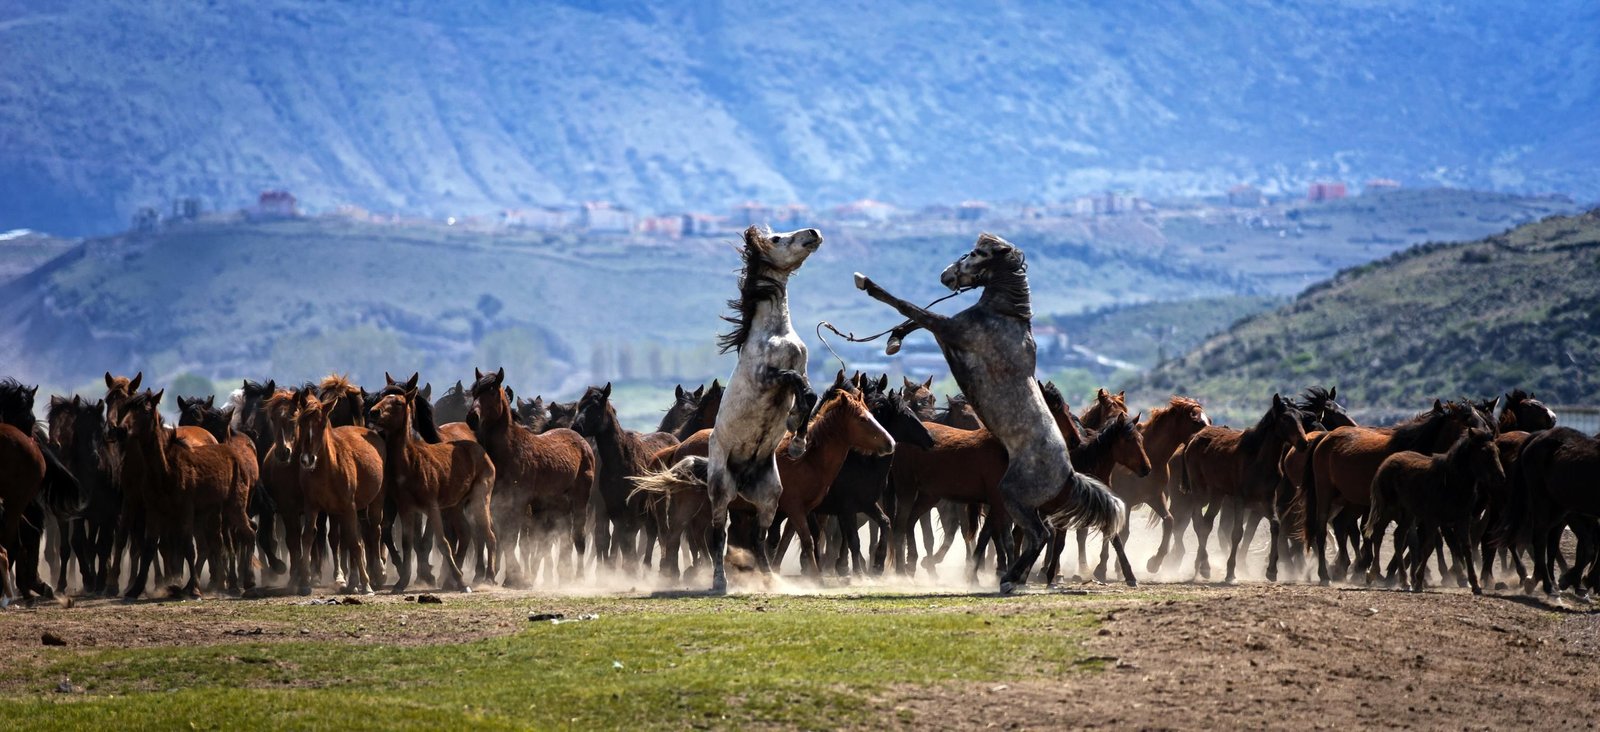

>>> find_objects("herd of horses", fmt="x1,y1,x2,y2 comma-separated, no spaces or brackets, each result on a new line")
0,230,1594,605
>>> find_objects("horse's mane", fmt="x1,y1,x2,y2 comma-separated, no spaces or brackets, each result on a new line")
1148,396,1203,425
0,378,36,428
1296,386,1336,413
718,226,783,354
974,233,1032,321
1391,400,1476,452
1507,388,1534,403
45,395,80,427
1239,398,1298,454
318,373,360,401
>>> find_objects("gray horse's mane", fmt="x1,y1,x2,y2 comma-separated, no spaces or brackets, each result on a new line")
718,225,784,354
974,233,1032,320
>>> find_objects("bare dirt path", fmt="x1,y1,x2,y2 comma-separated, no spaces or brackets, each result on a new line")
887,583,1600,730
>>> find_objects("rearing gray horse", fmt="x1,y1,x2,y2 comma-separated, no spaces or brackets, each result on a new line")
854,233,1124,593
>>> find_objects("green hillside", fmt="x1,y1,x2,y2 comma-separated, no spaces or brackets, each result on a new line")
1129,210,1600,419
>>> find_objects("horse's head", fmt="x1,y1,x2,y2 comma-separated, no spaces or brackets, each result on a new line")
1104,413,1152,478
1295,386,1352,431
546,400,577,430
263,389,300,464
517,396,549,432
573,383,616,438
941,233,1024,291
870,388,934,450
469,368,508,425
831,389,895,457
121,389,164,439
1081,388,1129,430
293,392,335,471
176,395,209,427
1268,393,1310,450
900,376,937,420
1504,389,1557,432
1146,396,1209,447
746,225,821,273
103,371,143,426
367,391,412,438
0,378,40,433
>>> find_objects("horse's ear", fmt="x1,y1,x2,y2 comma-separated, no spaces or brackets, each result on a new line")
1328,386,1336,400
833,370,847,388
419,384,433,401
1433,398,1444,412
385,372,396,385
675,385,685,400
924,376,934,389
152,388,164,406
265,379,276,393
475,368,483,381
903,376,915,389
105,372,115,389
601,382,612,398
1097,387,1108,399
693,385,704,399
1117,390,1125,399
711,379,721,390
130,372,143,391
1134,411,1143,423
1272,393,1283,407
405,372,419,390
495,367,505,385
206,395,215,407
876,374,889,392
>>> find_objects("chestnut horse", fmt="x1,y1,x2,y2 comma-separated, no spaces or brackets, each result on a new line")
290,391,387,594
0,419,45,605
119,391,256,599
469,368,594,585
1080,388,1128,431
176,394,262,591
1364,428,1502,593
1040,412,1152,586
369,389,496,592
1178,394,1309,583
1085,396,1212,580
1301,399,1489,585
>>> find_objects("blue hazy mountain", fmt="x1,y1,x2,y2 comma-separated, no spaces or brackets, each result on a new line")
2,1,1596,235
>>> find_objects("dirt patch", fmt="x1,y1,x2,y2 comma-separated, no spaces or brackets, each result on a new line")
885,583,1600,730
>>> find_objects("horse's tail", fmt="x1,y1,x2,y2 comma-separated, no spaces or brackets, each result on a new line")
627,456,708,512
1295,432,1327,549
1048,471,1126,538
1362,467,1388,542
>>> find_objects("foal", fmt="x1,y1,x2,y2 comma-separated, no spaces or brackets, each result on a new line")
369,390,496,592
1365,428,1502,593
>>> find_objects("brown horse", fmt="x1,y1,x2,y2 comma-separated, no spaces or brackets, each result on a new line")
1041,412,1152,586
1364,428,1502,593
1096,396,1210,576
1301,399,1489,584
290,391,387,594
1080,388,1128,431
632,387,895,579
176,394,262,591
369,389,496,593
0,421,45,605
1178,394,1309,583
469,368,594,585
119,390,256,599
1495,389,1558,432
317,374,369,428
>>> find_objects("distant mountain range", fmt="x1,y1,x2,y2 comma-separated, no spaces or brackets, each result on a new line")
2,1,1596,235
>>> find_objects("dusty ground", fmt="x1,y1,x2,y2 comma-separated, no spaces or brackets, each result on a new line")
887,583,1600,731
4,579,1597,729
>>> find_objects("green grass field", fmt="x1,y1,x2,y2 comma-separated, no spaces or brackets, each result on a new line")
0,592,1114,730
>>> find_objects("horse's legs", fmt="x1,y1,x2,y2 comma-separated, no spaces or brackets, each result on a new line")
998,497,1046,594
1073,526,1089,580
1040,530,1066,586
226,497,258,593
706,468,735,594
361,507,385,590
335,507,370,594
1193,501,1220,581
1110,534,1138,588
52,515,73,595
1223,498,1248,584
1446,515,1482,595
427,506,468,591
918,511,935,564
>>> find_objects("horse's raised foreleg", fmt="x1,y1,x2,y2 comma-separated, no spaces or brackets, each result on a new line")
770,368,818,459
854,274,953,353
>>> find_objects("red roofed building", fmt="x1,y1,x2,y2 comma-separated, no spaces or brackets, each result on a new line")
1307,182,1347,202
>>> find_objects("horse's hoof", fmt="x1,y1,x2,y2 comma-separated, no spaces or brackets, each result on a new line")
1124,578,1138,588
1145,557,1163,574
999,581,1017,595
885,338,902,356
1472,586,1485,597
1092,568,1108,583
268,559,288,574
296,585,313,597
853,272,868,290
1222,575,1238,586
1318,578,1331,588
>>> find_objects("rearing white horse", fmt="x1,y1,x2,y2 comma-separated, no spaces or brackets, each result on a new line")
704,225,822,593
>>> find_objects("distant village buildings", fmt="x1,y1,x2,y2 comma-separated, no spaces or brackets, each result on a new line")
1227,184,1264,207
832,198,900,223
1306,182,1347,202
1364,178,1401,193
579,201,634,233
255,189,299,218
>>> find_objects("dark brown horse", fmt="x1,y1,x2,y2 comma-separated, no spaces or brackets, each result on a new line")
1178,394,1308,583
1041,412,1152,586
119,390,256,599
1498,427,1600,599
0,418,45,605
369,389,496,592
1494,389,1558,433
176,394,262,591
573,382,680,569
1301,400,1489,584
1364,428,1502,593
469,368,594,585
46,396,118,594
1080,388,1128,431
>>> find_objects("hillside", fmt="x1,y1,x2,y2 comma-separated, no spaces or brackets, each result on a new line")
2,2,1596,235
0,215,1251,397
1131,210,1600,418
